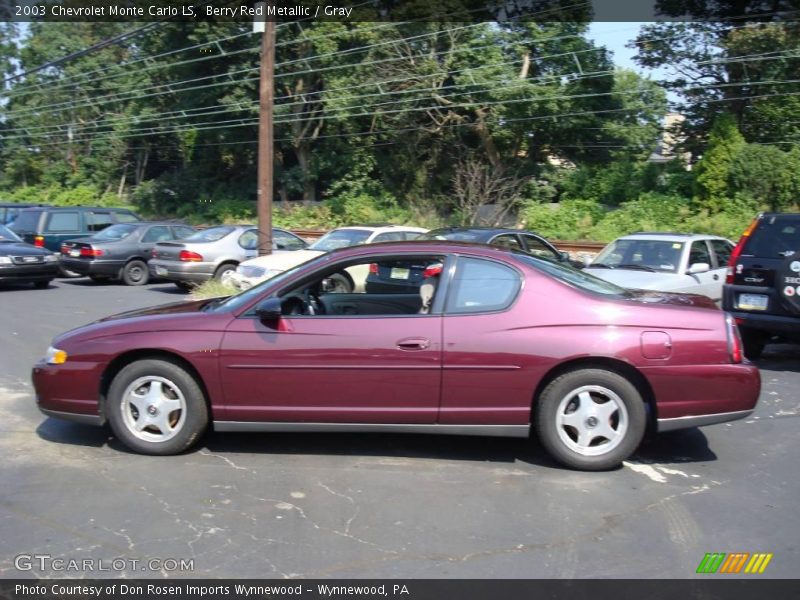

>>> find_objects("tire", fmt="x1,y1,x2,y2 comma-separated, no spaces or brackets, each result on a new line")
174,281,194,292
58,265,81,278
325,272,353,293
121,259,149,286
214,263,236,282
33,280,51,289
534,368,647,471
741,329,766,360
106,359,208,455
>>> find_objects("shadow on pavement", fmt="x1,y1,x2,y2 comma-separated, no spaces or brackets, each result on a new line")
634,427,716,464
755,343,800,373
36,418,110,448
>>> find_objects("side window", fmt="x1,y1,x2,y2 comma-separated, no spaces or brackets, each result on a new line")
172,226,195,239
87,212,113,232
142,226,172,243
372,231,406,243
274,229,306,250
445,258,521,314
238,229,259,250
46,212,80,232
522,234,557,259
114,212,139,223
491,234,523,251
403,231,423,240
689,241,712,267
709,239,733,268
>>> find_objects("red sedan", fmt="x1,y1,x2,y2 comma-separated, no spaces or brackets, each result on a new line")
32,242,760,470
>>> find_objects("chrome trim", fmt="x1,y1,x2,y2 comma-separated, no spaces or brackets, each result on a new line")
38,407,105,426
657,409,753,432
214,421,530,438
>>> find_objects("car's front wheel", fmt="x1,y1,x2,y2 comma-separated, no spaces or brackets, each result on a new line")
106,359,208,455
535,368,646,471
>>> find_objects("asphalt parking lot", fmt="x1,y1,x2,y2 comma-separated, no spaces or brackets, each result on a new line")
0,279,798,579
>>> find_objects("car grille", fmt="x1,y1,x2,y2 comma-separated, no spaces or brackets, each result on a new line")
11,255,44,265
239,265,266,278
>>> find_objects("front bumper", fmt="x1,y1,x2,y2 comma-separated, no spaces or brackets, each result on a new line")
149,259,215,283
0,262,59,282
61,258,124,277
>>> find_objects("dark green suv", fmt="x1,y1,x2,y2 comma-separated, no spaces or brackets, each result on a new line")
723,212,800,358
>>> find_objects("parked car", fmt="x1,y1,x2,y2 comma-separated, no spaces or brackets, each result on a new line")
228,225,427,292
722,212,800,358
585,233,734,303
149,225,308,290
419,227,581,266
59,222,196,286
33,241,760,471
367,227,580,293
0,202,50,226
9,206,140,276
0,224,60,288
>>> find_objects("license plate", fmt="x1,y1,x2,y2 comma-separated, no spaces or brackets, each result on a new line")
69,249,80,257
155,266,168,276
390,267,410,280
738,294,768,311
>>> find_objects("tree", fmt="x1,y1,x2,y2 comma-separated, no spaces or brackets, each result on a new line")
692,112,746,212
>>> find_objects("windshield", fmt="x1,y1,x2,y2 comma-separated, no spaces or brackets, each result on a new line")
213,252,332,312
592,239,684,273
184,226,235,243
309,229,371,252
419,229,486,242
92,223,138,241
513,253,630,296
0,224,22,242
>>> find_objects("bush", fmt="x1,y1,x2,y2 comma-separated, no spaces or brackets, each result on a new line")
6,184,122,207
519,199,605,240
189,279,237,300
589,193,690,242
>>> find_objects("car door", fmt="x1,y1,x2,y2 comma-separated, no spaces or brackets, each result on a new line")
440,256,532,425
686,240,722,301
218,255,444,424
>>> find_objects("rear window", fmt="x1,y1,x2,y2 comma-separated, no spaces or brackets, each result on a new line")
185,226,234,242
93,223,138,241
743,215,800,258
9,210,42,232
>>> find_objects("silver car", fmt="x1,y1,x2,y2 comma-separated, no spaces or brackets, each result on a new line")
149,225,307,290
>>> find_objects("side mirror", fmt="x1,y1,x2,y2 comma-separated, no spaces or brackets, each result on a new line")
255,297,282,320
687,262,710,275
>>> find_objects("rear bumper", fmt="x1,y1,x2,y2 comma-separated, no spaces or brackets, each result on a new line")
149,259,215,283
643,362,761,429
61,258,124,277
728,310,800,340
0,263,59,282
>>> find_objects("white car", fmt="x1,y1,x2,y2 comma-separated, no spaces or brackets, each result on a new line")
228,225,428,292
584,233,735,303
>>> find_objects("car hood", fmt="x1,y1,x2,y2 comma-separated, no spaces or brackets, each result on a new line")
0,241,54,256
93,298,220,323
585,268,686,291
239,249,324,271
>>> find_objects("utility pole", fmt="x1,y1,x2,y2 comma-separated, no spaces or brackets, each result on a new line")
256,2,274,255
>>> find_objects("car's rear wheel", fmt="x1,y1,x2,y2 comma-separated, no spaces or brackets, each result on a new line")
741,329,767,360
214,263,236,283
33,280,51,289
106,359,208,455
535,368,646,471
122,259,149,286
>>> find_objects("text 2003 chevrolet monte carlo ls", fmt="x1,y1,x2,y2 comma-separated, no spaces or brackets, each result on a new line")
32,241,760,471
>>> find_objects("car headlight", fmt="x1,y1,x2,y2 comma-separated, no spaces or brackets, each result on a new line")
45,346,68,365
0,256,11,264
44,254,59,263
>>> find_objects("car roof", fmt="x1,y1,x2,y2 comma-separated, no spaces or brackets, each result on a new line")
323,239,524,259
617,232,729,242
16,205,137,212
335,225,428,233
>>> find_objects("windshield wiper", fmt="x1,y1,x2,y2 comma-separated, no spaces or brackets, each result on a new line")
617,263,656,272
588,262,613,269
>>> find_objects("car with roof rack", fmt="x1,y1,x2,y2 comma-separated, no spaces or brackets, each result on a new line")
584,232,734,303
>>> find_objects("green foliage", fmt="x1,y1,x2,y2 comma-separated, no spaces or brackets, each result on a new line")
6,184,123,208
190,279,237,300
520,199,606,240
728,144,800,212
589,193,690,241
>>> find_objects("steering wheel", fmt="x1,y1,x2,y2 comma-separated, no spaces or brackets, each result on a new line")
282,289,326,316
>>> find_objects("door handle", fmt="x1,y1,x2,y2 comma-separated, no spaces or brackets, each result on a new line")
396,337,430,350
713,274,719,280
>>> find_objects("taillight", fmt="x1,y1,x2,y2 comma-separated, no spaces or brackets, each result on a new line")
725,314,743,363
60,244,70,254
34,236,44,247
369,263,378,275
179,250,203,262
151,248,157,258
79,247,103,257
726,215,760,284
423,263,443,278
